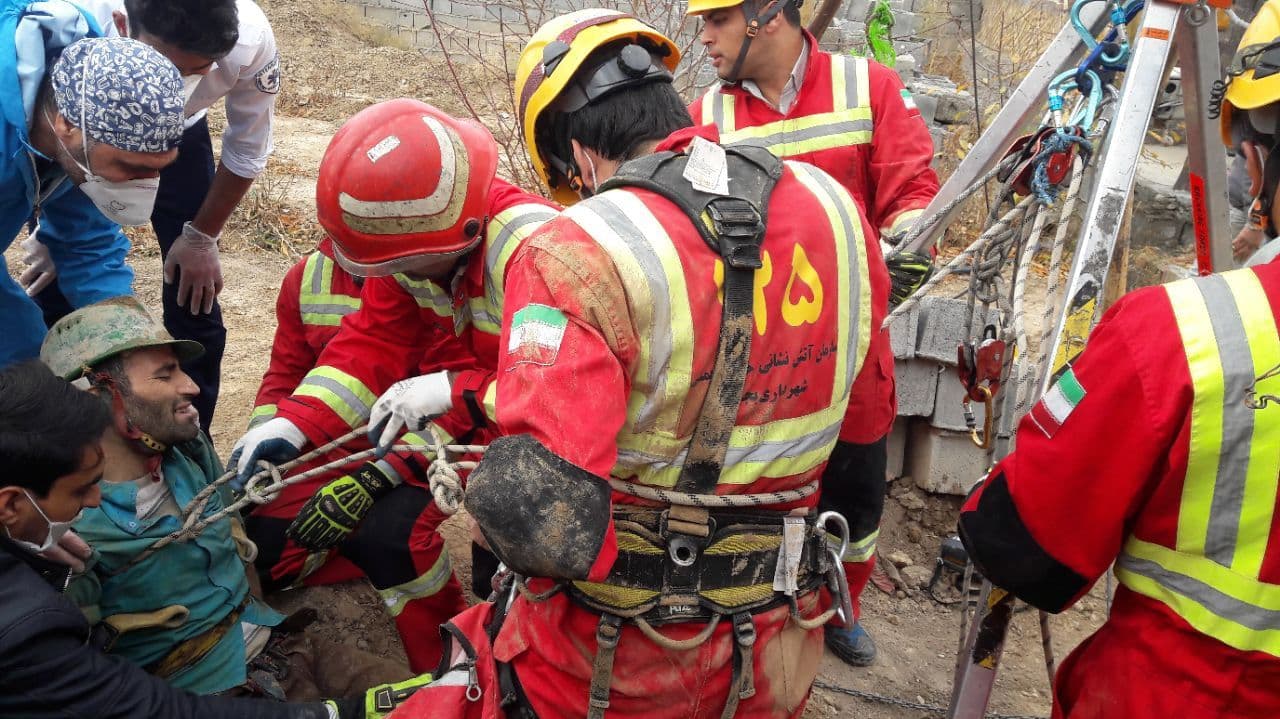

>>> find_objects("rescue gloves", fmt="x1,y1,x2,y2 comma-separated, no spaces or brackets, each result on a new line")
288,463,398,551
229,417,307,491
465,433,613,580
886,250,935,308
368,371,453,457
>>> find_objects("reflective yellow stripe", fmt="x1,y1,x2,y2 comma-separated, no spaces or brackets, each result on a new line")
563,191,695,437
1167,277,1221,557
699,89,717,127
788,161,872,402
1117,538,1280,657
482,382,497,423
830,54,849,109
394,273,454,319
377,552,453,617
719,108,873,157
1222,270,1280,577
886,208,925,238
829,528,878,563
294,366,378,427
247,404,277,429
299,252,360,327
472,203,559,337
1167,270,1280,576
853,57,870,112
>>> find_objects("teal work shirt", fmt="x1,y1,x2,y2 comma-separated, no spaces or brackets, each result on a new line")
71,435,282,694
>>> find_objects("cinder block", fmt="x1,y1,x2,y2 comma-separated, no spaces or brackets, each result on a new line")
843,0,872,22
448,0,488,19
894,54,917,82
930,365,988,432
914,297,965,362
906,420,991,495
886,303,918,360
886,420,908,479
893,10,922,37
894,358,939,417
914,297,999,363
912,89,938,125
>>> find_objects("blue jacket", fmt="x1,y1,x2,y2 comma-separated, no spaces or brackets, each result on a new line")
70,435,284,695
0,0,134,367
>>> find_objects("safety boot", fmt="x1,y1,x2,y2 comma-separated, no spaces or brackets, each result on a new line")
824,620,877,667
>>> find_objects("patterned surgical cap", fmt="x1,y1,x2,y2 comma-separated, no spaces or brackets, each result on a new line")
51,37,185,154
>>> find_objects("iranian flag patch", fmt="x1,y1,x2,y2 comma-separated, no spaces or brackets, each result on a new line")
901,88,918,113
508,304,567,366
1029,368,1086,438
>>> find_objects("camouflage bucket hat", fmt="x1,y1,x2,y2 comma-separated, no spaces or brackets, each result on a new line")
40,296,204,381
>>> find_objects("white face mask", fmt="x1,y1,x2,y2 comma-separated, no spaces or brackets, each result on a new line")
181,74,202,104
5,489,84,555
45,108,160,227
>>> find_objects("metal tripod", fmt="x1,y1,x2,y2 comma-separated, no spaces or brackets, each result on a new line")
912,1,1236,716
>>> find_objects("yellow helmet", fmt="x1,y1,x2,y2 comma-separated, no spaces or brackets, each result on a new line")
685,0,746,15
1220,0,1280,146
515,9,680,206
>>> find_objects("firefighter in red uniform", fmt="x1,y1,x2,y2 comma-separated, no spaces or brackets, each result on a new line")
242,234,475,675
381,10,878,719
229,99,558,672
958,6,1280,716
686,0,941,665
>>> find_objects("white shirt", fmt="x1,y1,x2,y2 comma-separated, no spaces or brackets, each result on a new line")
76,0,280,178
740,39,809,114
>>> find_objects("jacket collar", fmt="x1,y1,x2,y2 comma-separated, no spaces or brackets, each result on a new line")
0,534,73,593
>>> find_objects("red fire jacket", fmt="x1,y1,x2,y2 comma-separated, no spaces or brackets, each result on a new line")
960,261,1280,718
272,180,558,447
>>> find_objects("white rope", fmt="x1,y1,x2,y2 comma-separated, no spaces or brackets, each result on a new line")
118,425,482,572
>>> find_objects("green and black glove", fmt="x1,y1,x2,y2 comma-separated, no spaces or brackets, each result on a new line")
288,463,397,551
887,250,935,308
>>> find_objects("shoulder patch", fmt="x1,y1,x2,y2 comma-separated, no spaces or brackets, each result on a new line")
1029,367,1086,438
508,304,568,366
254,53,281,94
900,88,919,115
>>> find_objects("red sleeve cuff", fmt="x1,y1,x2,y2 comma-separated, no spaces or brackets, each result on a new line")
585,517,619,583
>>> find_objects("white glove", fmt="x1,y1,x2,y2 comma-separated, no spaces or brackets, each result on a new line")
163,222,223,315
228,417,308,491
38,529,92,573
18,234,57,297
368,371,453,456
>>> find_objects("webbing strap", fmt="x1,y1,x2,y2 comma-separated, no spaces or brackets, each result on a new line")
681,258,757,494
599,144,781,496
720,611,758,719
587,613,624,719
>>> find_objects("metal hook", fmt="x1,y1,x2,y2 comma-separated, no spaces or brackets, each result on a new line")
964,385,995,449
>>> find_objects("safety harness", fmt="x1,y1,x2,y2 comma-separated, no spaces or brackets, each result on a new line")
489,142,841,719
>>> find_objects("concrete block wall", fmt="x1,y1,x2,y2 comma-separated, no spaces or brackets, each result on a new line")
887,297,1000,495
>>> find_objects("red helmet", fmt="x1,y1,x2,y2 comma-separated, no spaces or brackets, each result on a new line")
316,99,499,276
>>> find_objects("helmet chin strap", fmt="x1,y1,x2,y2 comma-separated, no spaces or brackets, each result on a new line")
1252,139,1280,239
725,0,789,85
87,371,166,476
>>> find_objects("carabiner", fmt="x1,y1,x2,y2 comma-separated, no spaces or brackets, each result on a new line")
964,385,995,449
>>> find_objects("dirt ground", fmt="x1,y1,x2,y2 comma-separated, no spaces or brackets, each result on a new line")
0,0,1118,715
